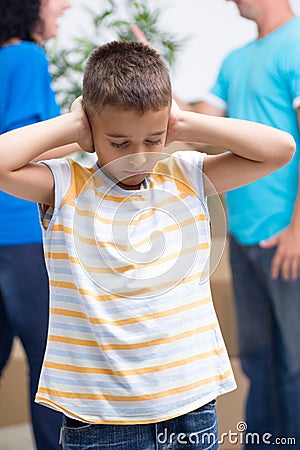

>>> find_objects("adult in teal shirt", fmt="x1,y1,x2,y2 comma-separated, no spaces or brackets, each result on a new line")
0,1,70,449
196,0,300,447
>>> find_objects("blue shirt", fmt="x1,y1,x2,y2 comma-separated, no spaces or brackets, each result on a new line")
210,18,300,245
0,41,60,245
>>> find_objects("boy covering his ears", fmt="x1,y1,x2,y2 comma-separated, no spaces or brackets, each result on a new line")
0,41,294,449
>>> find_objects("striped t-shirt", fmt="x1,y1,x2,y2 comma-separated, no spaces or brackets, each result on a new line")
36,150,236,424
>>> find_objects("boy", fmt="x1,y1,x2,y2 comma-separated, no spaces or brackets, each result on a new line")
0,41,295,449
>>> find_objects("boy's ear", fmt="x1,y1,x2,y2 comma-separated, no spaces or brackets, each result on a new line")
81,97,87,115
71,96,95,153
82,97,95,125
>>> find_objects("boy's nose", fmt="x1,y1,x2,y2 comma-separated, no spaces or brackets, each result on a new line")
128,152,147,168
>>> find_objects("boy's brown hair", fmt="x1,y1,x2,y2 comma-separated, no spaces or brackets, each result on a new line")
82,40,172,118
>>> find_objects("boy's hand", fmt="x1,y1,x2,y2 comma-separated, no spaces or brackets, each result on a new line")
71,97,94,153
165,100,182,146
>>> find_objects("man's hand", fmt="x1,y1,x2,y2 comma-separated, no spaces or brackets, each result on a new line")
71,96,94,153
260,225,300,280
131,24,149,46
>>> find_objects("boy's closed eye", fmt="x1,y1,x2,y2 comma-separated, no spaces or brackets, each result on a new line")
145,139,162,146
110,139,162,148
110,141,129,148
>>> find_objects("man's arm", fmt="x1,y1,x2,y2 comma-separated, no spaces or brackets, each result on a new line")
259,108,300,280
131,24,226,120
175,96,226,117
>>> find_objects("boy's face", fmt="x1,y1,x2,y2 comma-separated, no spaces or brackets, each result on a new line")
91,105,170,190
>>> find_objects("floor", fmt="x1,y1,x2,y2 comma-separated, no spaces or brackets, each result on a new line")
0,423,35,450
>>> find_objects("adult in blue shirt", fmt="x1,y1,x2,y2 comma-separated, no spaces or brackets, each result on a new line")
0,1,71,449
194,0,300,447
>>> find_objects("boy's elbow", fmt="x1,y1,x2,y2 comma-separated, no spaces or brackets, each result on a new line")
283,133,296,164
0,168,9,183
275,133,296,168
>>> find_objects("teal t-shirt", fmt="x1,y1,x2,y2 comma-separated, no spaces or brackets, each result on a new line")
210,18,300,245
0,41,60,245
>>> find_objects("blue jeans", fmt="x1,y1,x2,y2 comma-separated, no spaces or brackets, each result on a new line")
61,400,218,449
229,235,300,449
0,244,62,450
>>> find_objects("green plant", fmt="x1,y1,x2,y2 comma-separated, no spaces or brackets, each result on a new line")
47,0,185,112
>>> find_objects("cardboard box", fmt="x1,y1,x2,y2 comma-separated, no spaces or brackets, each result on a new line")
0,339,29,426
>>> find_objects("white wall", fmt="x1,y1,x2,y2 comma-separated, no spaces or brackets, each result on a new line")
56,0,300,103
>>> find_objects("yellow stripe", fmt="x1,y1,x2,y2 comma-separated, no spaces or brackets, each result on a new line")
151,158,199,197
48,321,218,351
49,271,207,302
49,335,99,347
51,217,208,252
35,396,225,424
61,160,98,207
45,242,209,275
98,211,207,227
74,208,207,226
95,191,189,205
101,322,218,350
37,369,233,402
95,193,147,203
43,346,226,377
51,295,211,326
52,224,73,234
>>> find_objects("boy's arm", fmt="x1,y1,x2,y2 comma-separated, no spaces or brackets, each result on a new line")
0,102,92,206
169,108,295,195
32,142,83,162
